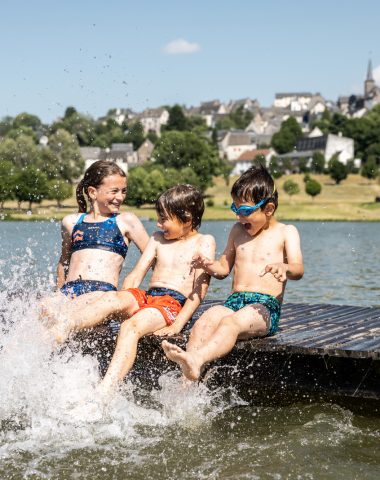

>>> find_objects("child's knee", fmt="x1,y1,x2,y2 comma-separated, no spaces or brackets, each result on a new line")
220,315,240,334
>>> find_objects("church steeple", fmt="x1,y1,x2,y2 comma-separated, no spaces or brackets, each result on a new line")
365,58,375,98
367,59,374,81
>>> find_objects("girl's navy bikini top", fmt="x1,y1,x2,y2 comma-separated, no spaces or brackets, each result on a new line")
71,213,128,258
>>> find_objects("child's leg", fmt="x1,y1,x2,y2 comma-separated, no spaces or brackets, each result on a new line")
186,305,231,353
163,304,270,381
100,308,167,393
50,291,140,344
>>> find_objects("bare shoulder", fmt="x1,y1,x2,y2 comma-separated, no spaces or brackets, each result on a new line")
275,222,301,241
197,233,215,247
118,211,144,230
61,213,80,231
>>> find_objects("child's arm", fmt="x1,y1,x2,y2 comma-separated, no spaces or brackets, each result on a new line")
121,212,150,253
154,235,216,336
260,225,304,282
121,234,157,290
56,218,73,289
192,226,236,279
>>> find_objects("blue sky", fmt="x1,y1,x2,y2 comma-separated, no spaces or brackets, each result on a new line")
1,0,379,122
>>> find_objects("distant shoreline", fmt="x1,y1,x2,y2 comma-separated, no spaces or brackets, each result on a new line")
1,174,379,222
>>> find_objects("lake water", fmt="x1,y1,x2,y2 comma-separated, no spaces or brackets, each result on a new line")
0,220,379,479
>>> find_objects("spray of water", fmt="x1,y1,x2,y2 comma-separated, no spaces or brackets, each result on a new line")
0,249,233,463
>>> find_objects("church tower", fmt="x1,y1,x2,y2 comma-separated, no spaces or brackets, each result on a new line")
365,59,375,98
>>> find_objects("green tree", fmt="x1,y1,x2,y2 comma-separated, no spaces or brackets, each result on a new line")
311,152,325,173
125,121,145,149
0,116,13,136
305,178,322,200
153,131,221,192
328,155,348,184
125,167,167,207
47,179,73,207
165,105,188,131
230,105,253,130
283,179,300,199
48,129,84,182
271,117,303,154
146,130,158,144
13,112,42,132
361,157,379,180
268,156,283,178
14,166,49,210
0,135,40,168
6,126,38,142
51,110,96,146
298,157,309,173
0,160,18,209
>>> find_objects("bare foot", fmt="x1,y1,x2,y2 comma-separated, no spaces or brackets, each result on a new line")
48,320,72,345
161,340,201,381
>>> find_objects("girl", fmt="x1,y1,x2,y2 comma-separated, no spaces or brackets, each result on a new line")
43,160,149,330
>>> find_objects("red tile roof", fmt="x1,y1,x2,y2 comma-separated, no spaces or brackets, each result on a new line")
236,149,270,161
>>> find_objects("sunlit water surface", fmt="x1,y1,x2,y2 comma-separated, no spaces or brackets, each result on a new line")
0,220,379,479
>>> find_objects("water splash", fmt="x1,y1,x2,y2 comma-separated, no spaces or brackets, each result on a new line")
0,262,234,465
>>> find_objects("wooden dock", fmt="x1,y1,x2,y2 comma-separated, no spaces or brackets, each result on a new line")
81,300,380,414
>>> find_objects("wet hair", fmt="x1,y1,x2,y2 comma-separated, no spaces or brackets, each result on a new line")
76,160,126,212
155,184,205,230
231,164,278,211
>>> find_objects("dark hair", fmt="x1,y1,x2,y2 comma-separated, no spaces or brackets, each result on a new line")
155,184,205,230
76,160,126,212
231,164,278,211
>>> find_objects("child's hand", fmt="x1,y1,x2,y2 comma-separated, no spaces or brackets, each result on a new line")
191,253,214,271
153,325,181,337
259,263,288,282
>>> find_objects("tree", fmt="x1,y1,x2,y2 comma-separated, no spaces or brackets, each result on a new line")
311,152,325,173
271,117,303,154
165,105,188,131
305,178,322,200
0,160,18,209
153,131,221,192
229,105,253,130
268,156,283,179
0,135,40,169
125,121,145,149
283,179,300,199
298,157,309,173
0,116,13,136
51,110,96,146
13,112,42,132
47,179,73,207
328,156,348,184
48,129,84,182
14,166,49,210
361,156,379,180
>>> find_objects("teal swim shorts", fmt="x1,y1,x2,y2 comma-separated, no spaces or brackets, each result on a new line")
223,291,281,336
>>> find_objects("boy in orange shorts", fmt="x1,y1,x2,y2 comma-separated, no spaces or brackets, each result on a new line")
48,184,215,394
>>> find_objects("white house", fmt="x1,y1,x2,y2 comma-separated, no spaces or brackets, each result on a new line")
230,148,274,175
219,131,256,161
199,100,227,127
274,92,314,111
139,108,169,136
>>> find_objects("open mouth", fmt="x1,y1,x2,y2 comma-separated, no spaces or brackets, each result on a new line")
243,223,251,230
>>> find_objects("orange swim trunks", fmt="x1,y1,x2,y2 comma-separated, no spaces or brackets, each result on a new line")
125,287,187,325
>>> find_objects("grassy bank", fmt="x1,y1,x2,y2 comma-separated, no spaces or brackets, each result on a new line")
1,174,380,222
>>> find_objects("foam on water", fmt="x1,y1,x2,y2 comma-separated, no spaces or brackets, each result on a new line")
0,250,233,464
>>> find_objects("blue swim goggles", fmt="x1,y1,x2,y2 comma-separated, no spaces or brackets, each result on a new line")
230,198,269,216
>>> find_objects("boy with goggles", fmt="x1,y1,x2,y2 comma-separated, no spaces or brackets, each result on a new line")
162,165,304,381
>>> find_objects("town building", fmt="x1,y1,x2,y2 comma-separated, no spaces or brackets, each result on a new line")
230,148,273,175
219,131,256,161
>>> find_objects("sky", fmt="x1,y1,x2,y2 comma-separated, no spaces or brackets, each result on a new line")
1,0,379,123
